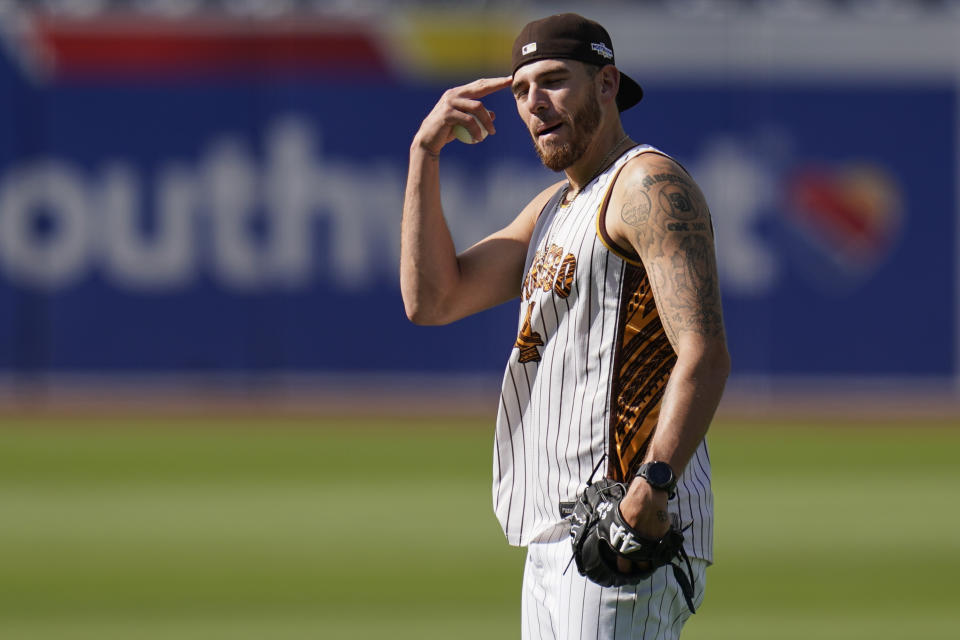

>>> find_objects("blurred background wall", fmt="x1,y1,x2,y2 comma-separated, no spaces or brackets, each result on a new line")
0,0,956,415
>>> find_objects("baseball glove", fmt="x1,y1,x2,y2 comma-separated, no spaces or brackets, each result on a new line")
568,477,698,613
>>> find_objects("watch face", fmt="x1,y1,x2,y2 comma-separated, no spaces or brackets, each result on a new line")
646,462,673,487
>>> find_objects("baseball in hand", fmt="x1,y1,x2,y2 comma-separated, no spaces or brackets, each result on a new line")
453,112,490,144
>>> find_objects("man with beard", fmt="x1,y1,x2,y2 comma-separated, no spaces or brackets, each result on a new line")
400,13,730,639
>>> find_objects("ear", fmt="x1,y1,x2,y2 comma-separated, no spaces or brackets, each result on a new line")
597,65,620,107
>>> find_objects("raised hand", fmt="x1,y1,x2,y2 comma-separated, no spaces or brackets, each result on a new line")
412,76,513,156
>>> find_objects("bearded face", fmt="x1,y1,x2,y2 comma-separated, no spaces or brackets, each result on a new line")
531,86,602,172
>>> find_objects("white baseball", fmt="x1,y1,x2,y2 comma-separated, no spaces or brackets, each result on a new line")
453,112,490,144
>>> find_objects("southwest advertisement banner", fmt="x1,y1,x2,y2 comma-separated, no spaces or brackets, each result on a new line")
0,16,954,379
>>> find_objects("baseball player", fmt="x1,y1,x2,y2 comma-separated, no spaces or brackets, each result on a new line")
400,13,730,640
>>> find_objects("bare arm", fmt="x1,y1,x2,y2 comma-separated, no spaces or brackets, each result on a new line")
606,154,731,536
401,76,553,325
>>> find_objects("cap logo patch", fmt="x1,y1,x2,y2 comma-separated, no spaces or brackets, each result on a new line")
590,42,613,59
522,42,537,55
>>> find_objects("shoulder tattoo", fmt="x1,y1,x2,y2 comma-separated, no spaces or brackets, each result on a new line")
618,160,724,340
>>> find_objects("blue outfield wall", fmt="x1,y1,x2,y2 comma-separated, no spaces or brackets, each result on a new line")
0,53,955,378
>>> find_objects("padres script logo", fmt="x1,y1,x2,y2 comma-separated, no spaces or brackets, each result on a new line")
514,243,577,363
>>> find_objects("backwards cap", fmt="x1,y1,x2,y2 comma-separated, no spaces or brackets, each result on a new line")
511,13,644,112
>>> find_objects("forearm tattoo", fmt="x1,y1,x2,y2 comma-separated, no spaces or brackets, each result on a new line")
620,160,725,341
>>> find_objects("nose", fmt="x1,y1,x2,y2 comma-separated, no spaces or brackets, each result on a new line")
524,84,549,115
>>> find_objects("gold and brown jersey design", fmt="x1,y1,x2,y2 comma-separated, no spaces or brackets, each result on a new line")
607,263,677,481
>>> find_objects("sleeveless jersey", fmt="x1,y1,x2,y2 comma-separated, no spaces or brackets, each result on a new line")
493,144,714,562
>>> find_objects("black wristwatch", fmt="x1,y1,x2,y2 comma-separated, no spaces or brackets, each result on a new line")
636,461,677,498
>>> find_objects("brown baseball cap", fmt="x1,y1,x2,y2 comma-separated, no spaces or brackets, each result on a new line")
511,13,643,112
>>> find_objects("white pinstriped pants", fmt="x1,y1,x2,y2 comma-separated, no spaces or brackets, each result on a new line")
521,538,707,640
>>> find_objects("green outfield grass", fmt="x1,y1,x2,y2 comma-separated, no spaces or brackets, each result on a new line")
1,415,958,639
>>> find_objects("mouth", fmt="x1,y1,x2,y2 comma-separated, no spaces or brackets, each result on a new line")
536,122,563,138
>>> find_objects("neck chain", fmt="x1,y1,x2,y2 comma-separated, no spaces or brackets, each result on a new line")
564,134,632,203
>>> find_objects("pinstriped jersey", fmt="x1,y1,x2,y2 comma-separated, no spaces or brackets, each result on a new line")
493,144,714,562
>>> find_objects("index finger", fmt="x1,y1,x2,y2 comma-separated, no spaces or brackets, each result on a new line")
460,76,513,98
